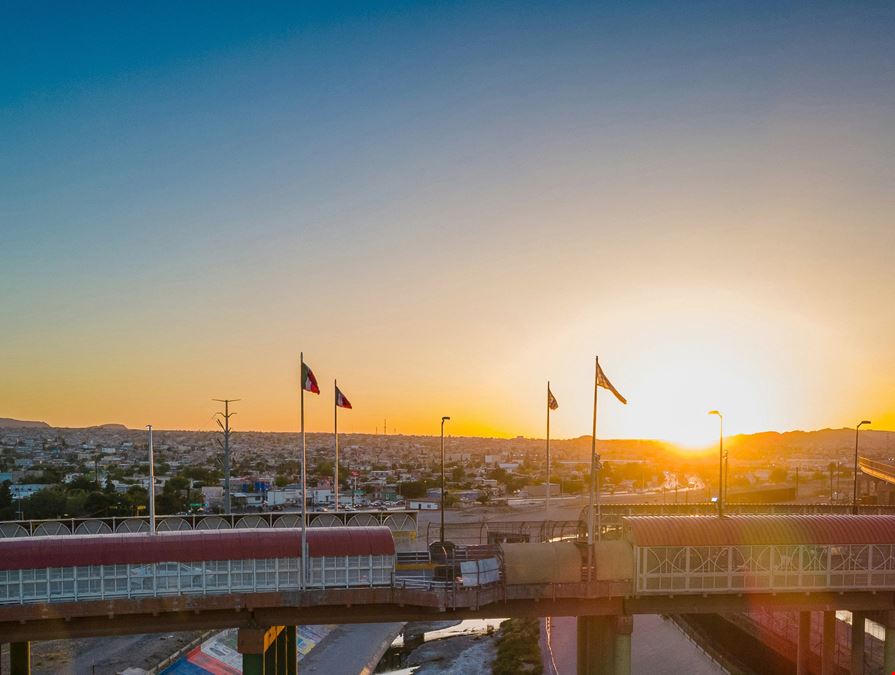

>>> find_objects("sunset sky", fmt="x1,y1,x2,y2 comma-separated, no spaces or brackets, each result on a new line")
2,2,894,445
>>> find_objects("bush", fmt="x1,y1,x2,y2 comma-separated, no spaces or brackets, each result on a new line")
492,618,543,675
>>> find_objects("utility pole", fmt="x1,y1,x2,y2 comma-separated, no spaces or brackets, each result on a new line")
829,463,835,502
147,425,156,534
213,398,240,515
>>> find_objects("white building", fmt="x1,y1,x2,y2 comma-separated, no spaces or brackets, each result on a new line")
408,499,440,510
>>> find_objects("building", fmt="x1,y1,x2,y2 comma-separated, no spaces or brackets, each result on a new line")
408,499,440,510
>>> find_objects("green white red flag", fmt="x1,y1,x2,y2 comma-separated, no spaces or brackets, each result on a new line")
301,362,320,394
335,386,352,409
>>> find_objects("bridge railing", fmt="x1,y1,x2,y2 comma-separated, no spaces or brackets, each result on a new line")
635,543,895,595
0,554,395,605
0,510,419,539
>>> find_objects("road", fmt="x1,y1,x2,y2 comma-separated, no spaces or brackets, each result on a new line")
543,615,727,675
297,622,404,675
4,631,206,674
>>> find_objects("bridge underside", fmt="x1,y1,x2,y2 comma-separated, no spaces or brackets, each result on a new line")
2,586,894,642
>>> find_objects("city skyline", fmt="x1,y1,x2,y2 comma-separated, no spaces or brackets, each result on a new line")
3,3,894,445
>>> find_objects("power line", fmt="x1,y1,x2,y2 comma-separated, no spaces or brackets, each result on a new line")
213,398,240,515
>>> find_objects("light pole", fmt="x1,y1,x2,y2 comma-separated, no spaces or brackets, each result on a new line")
853,420,872,514
709,411,723,516
147,425,156,534
440,416,450,544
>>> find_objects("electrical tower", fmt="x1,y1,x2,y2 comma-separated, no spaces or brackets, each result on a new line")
213,398,240,515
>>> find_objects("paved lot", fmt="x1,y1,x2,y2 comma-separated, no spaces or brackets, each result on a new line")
543,614,727,675
299,622,405,675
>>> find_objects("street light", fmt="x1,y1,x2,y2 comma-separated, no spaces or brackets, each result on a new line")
147,424,156,535
440,416,450,544
853,420,872,514
709,411,723,516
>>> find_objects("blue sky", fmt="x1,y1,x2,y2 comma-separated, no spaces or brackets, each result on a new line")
2,2,894,439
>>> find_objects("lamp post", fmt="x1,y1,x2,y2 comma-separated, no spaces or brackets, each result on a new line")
147,424,156,534
709,411,723,516
440,416,450,544
853,420,872,514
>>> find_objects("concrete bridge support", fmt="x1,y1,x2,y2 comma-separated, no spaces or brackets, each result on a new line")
883,611,895,674
796,611,810,675
576,614,632,675
237,625,297,675
850,611,865,675
9,642,31,675
821,611,836,675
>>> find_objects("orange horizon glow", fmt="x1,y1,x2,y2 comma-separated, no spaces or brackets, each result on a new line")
3,6,894,441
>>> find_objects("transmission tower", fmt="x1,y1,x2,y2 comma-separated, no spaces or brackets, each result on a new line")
213,398,240,515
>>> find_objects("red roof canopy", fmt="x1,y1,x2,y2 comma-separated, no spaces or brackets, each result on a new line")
0,527,395,570
623,515,895,547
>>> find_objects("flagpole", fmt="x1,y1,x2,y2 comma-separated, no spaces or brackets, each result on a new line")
587,356,599,582
300,352,307,591
334,379,339,513
546,381,551,513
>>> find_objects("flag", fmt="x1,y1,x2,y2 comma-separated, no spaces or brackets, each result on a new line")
597,363,627,405
335,386,352,409
547,387,558,410
301,362,320,394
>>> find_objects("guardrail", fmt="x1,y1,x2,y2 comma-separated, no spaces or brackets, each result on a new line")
0,510,419,538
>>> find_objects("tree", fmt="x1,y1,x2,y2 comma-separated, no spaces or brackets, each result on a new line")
315,460,334,479
67,475,97,492
23,487,68,519
398,481,427,499
769,466,788,483
0,481,13,520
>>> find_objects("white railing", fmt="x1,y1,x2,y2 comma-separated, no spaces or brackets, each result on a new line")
636,543,895,594
0,554,395,605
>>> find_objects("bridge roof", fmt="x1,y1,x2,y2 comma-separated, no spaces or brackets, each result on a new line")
622,515,895,547
0,527,395,570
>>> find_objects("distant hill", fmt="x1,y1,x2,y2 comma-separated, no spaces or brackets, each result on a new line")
0,418,51,429
727,428,894,455
0,419,129,431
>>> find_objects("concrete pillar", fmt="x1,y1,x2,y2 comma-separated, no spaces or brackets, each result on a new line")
821,611,836,675
613,615,633,675
851,611,865,675
576,615,631,675
883,611,895,675
238,625,291,675
577,617,589,675
796,611,811,675
285,626,297,675
10,642,30,675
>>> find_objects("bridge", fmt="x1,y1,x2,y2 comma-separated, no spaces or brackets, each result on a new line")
0,509,419,539
3,512,895,674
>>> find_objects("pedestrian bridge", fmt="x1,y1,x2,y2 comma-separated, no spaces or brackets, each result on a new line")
0,509,419,539
3,515,895,675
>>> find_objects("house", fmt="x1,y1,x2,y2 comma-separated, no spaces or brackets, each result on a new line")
9,484,45,499
408,499,440,510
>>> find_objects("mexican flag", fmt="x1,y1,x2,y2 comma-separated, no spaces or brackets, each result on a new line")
301,362,320,394
335,386,352,409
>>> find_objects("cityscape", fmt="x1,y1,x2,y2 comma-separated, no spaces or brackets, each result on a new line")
3,2,895,675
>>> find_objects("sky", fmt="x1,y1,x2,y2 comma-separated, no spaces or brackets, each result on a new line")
2,2,894,445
